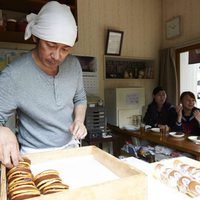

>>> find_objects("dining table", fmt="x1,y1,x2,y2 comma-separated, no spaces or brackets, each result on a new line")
108,124,200,161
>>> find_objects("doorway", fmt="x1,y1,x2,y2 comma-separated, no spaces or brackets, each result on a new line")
175,43,200,107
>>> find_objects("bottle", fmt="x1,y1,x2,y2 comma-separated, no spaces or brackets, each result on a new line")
140,123,145,136
160,126,166,141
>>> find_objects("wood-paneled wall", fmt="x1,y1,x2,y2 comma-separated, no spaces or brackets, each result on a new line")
0,0,162,108
162,0,200,48
72,0,162,106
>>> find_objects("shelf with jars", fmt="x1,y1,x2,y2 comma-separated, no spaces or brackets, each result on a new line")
0,0,77,44
104,56,154,80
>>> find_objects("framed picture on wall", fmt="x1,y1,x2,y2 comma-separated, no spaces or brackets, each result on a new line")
166,16,181,39
105,30,124,56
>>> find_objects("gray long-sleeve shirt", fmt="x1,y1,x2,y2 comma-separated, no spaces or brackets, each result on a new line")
0,52,87,149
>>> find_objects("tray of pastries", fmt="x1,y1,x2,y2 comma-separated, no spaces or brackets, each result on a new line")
152,157,200,198
1,146,147,200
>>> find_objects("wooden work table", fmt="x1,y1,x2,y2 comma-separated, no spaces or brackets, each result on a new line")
108,124,200,161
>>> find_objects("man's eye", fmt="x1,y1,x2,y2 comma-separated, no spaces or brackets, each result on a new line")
63,48,70,52
47,43,56,48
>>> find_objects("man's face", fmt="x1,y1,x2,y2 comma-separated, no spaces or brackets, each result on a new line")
37,39,72,68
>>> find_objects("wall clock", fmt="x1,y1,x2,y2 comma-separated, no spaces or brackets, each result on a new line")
166,16,181,39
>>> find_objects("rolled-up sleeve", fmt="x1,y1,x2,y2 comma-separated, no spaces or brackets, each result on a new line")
0,68,17,124
73,59,87,106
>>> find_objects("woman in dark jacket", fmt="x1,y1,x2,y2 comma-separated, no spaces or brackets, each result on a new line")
175,91,200,135
143,86,177,131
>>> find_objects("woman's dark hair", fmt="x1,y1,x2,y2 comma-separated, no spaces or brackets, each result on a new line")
152,86,165,95
180,91,196,101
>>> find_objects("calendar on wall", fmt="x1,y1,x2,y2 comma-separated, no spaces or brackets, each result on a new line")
76,55,99,96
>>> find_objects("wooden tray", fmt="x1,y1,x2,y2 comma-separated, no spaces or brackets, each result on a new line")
1,146,147,200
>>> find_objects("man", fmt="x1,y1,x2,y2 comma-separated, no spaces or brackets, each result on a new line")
0,1,87,168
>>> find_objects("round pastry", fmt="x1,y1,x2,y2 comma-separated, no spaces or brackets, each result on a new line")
33,170,60,186
7,168,33,183
161,167,173,184
9,189,40,200
8,184,40,196
37,177,62,192
192,171,200,182
168,170,182,187
34,170,59,179
7,165,69,198
8,179,36,191
21,157,31,165
7,160,31,177
187,166,197,175
6,157,40,200
153,163,165,180
8,178,40,200
7,158,31,176
179,163,190,175
42,182,69,194
34,169,69,194
187,181,200,197
177,176,191,194
7,167,27,177
173,159,183,170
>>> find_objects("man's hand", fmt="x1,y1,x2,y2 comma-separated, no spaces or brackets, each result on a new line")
69,120,87,140
0,127,22,169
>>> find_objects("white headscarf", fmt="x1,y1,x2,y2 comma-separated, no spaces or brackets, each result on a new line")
24,1,77,47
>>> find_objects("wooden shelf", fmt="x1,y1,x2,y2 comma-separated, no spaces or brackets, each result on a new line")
0,0,76,14
0,31,33,44
0,0,77,44
104,56,154,79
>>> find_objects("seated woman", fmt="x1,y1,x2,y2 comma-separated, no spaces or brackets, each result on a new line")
175,91,200,135
143,86,177,132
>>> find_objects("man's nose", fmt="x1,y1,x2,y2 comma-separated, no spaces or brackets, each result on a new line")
51,50,60,60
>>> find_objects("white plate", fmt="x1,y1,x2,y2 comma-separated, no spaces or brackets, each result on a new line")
122,125,140,131
145,125,151,130
188,136,200,144
169,132,185,138
151,128,160,133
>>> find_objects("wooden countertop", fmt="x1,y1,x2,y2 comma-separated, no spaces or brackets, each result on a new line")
108,124,200,160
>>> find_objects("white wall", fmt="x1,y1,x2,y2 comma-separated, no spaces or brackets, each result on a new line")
162,0,200,48
180,51,200,107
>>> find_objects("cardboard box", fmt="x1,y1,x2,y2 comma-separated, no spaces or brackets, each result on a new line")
1,146,147,200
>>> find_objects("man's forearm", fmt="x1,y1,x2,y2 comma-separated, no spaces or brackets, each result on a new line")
74,104,87,123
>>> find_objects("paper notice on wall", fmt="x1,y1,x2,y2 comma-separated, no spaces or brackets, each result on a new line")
126,93,139,105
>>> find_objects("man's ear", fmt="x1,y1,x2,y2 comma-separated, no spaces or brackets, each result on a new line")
32,36,38,44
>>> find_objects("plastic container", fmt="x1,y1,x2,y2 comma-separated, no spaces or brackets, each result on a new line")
17,21,27,32
6,19,17,31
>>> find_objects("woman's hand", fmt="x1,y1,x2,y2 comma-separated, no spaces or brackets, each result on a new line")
69,120,87,140
0,127,23,169
176,104,183,122
158,124,170,132
193,110,200,124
